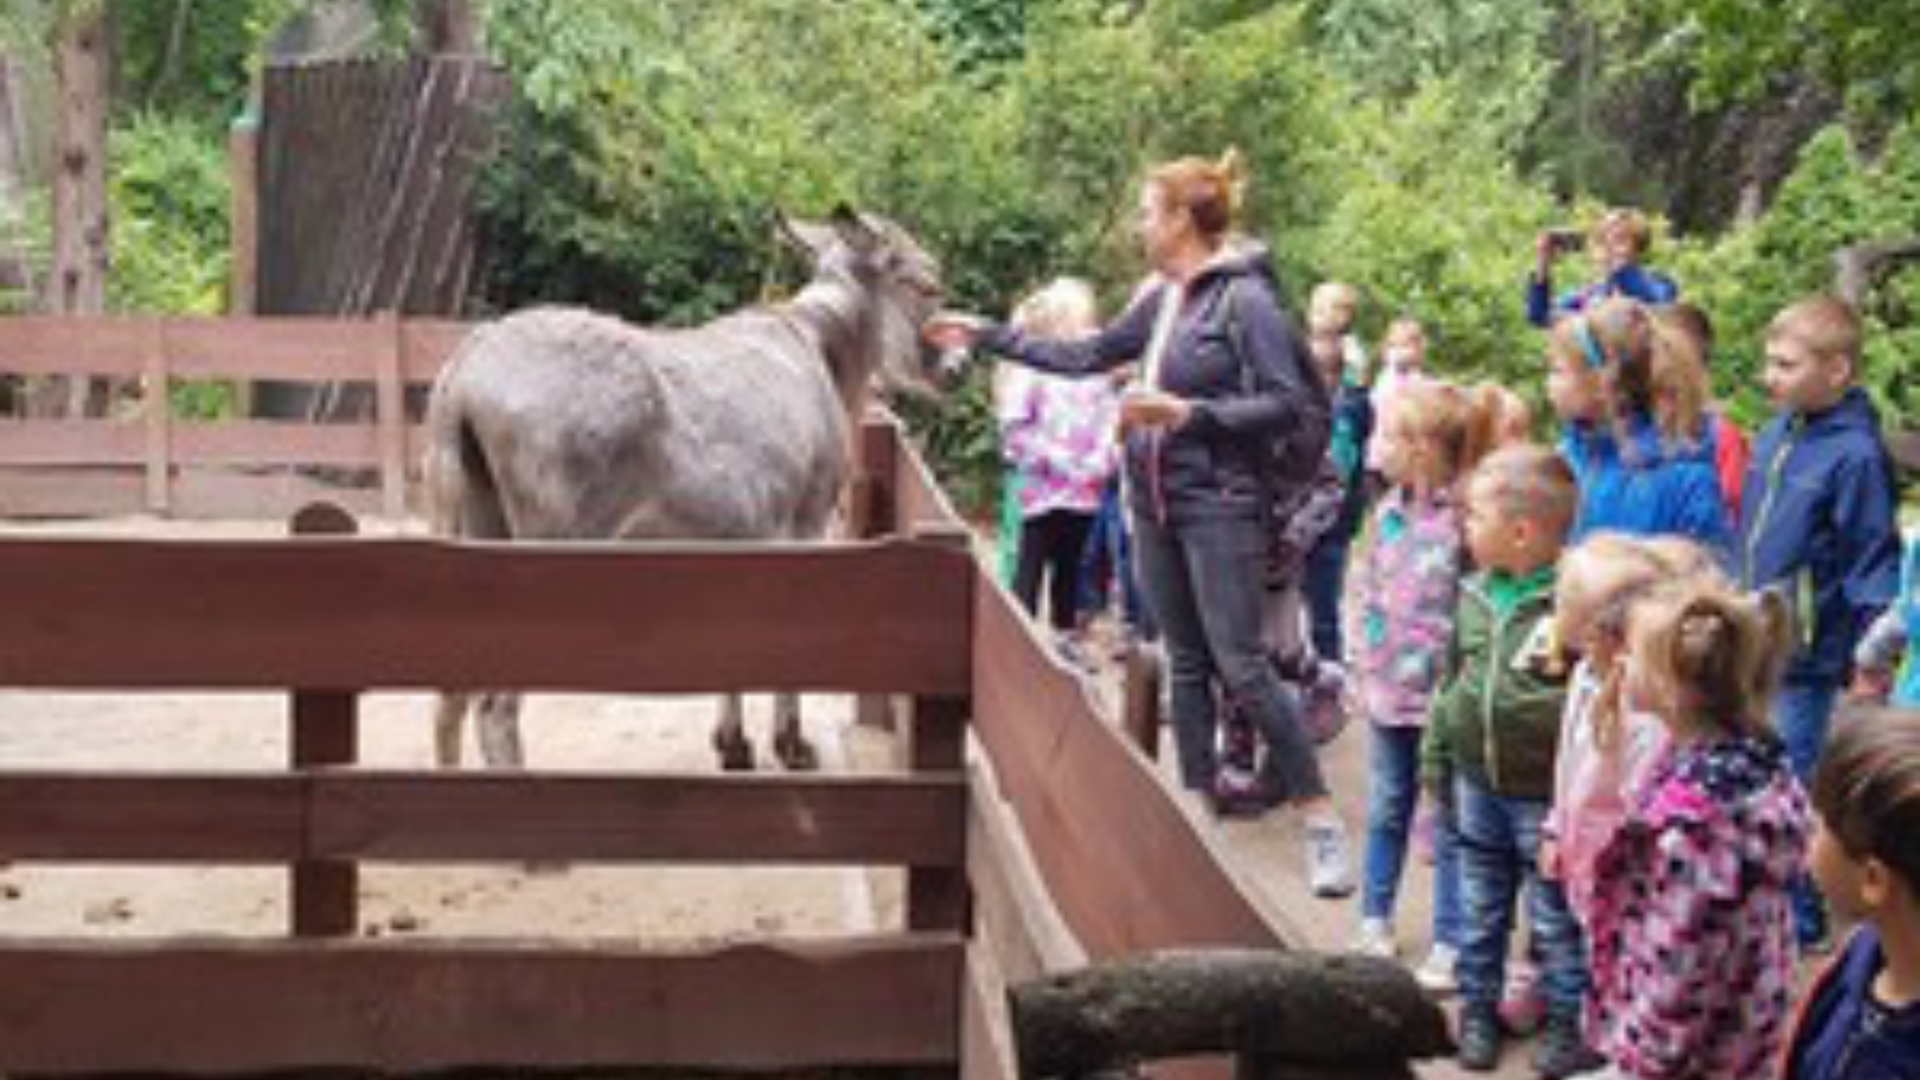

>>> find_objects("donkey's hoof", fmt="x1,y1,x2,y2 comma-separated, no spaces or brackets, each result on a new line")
774,732,819,772
715,737,756,772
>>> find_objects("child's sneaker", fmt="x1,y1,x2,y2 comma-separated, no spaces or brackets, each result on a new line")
1304,814,1354,899
1300,659,1350,746
1413,942,1459,995
1350,917,1396,959
1209,765,1275,820
1220,710,1259,773
1498,962,1547,1037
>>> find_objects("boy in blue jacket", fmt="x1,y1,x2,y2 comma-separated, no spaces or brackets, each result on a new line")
1738,295,1902,951
1788,705,1920,1079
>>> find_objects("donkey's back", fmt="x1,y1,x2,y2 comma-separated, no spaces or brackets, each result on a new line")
428,304,849,543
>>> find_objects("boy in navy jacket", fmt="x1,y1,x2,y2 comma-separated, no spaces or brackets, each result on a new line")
1787,706,1920,1079
1738,295,1902,950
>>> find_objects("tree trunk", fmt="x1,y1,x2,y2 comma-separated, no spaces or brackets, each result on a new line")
413,0,482,55
37,5,112,418
1009,951,1452,1080
1834,237,1920,308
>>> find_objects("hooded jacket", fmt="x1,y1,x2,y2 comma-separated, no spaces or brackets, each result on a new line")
1782,926,1920,1080
1737,388,1901,686
978,244,1326,529
1525,263,1679,328
1562,412,1732,562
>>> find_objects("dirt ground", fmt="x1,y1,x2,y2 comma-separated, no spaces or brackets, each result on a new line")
0,516,902,947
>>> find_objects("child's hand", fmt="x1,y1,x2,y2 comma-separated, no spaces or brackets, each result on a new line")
1538,837,1561,880
923,312,987,350
1849,666,1895,703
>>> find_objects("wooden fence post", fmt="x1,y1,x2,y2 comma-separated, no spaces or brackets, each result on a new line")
854,416,903,732
142,316,172,516
288,501,360,938
375,312,407,519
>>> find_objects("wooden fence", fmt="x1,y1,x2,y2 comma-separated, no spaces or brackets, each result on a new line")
0,316,1291,1077
0,313,461,519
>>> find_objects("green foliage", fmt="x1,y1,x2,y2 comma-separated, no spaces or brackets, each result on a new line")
1578,0,1920,127
1296,83,1557,398
105,111,230,315
1674,124,1920,433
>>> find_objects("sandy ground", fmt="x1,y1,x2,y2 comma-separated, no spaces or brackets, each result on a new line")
0,516,902,947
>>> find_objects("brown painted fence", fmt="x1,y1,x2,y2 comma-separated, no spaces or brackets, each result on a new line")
0,316,1287,1078
0,314,462,519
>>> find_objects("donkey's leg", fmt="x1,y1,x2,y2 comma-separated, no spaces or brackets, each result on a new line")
476,692,526,769
713,693,755,771
433,691,471,768
771,692,818,771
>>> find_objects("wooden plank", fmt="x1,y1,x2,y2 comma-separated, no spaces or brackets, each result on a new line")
0,771,967,867
966,760,1086,985
401,317,467,381
166,467,385,520
0,934,963,1073
909,694,971,932
0,538,973,694
162,316,414,383
374,312,407,516
141,317,171,513
0,316,151,378
0,466,143,517
0,420,145,465
970,580,1284,958
0,417,428,467
289,502,360,938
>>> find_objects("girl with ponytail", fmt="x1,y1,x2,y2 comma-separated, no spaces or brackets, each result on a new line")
1582,576,1810,1079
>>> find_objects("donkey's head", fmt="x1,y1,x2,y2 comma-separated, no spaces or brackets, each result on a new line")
779,208,952,401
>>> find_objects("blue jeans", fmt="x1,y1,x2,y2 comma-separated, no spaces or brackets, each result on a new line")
1132,510,1328,801
1453,774,1588,1016
1775,680,1838,946
1362,726,1462,947
1078,486,1155,639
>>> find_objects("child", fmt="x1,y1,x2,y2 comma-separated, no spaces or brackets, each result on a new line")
1852,533,1920,707
1349,380,1497,993
1542,534,1715,926
1738,295,1903,951
1784,704,1920,1078
1526,207,1679,328
1303,292,1377,663
995,278,1119,657
1584,577,1808,1080
1366,317,1431,474
1546,296,1729,557
1651,301,1748,522
1420,444,1596,1076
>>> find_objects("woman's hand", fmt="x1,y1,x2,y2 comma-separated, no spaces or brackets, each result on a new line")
1118,386,1192,432
923,312,988,351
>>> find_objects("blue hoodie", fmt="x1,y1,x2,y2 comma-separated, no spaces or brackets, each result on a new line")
1561,412,1732,561
1784,926,1920,1080
978,244,1325,529
1738,387,1901,686
1526,264,1679,328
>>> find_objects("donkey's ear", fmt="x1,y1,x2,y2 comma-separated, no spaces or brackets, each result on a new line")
776,212,833,257
829,204,882,253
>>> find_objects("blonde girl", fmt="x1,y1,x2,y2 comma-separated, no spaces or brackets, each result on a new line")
995,278,1117,643
1583,577,1809,1079
1542,535,1717,924
1350,379,1499,988
1545,296,1729,556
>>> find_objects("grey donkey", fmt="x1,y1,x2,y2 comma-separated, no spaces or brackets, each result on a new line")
422,208,948,770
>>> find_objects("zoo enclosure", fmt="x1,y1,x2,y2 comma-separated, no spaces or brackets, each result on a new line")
0,315,1294,1078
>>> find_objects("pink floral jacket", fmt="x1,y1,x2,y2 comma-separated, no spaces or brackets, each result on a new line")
1584,735,1809,1080
995,367,1119,518
1353,488,1462,727
1546,662,1670,925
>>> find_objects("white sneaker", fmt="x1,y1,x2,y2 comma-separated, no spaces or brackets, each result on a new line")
1414,943,1459,995
1351,917,1397,959
1305,816,1354,899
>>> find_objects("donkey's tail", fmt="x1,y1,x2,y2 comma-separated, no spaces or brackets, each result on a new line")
422,356,508,541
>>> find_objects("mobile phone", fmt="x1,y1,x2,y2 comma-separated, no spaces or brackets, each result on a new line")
1545,228,1587,255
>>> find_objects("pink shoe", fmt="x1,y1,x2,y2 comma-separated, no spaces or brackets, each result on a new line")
1498,963,1547,1037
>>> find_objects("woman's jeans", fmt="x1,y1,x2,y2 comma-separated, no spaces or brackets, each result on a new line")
1362,725,1462,947
1131,509,1328,801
